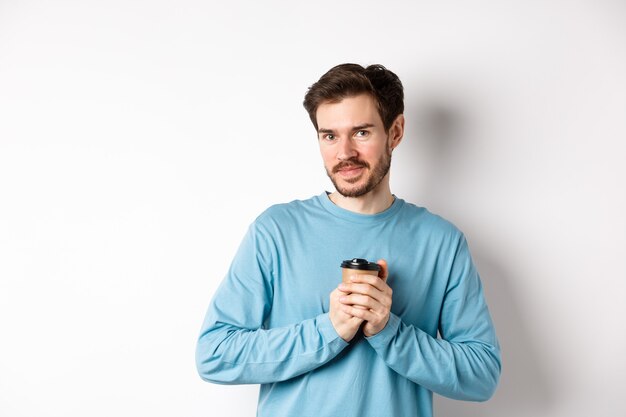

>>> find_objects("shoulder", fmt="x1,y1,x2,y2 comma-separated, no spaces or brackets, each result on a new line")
396,199,464,243
259,195,318,219
251,194,321,231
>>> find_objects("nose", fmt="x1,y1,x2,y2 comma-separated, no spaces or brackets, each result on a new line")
337,136,358,161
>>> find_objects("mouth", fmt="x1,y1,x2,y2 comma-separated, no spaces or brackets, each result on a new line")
336,165,365,178
333,159,368,173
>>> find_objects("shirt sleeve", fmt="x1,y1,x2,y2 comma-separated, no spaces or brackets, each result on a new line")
195,221,349,385
365,235,501,401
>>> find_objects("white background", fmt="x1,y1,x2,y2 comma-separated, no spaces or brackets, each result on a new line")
1,1,625,416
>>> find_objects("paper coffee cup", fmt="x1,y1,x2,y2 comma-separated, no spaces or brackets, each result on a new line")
340,258,381,309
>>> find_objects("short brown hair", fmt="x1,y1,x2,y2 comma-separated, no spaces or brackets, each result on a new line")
303,63,404,131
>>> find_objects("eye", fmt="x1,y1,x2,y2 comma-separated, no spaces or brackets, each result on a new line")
355,130,369,139
321,133,336,141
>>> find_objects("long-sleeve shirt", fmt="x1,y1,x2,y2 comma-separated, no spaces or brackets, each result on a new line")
196,192,501,417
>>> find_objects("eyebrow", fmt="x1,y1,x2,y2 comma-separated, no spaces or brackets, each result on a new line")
353,123,375,130
317,123,376,134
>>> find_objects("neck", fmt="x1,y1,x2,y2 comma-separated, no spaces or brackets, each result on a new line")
328,177,394,215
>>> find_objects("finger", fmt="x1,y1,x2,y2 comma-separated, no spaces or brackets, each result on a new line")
341,304,376,321
339,282,379,295
340,283,386,304
339,293,375,307
349,274,388,292
340,294,387,314
339,309,364,321
350,317,365,325
332,288,350,298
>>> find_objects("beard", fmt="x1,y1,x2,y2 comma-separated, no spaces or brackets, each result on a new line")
326,145,392,198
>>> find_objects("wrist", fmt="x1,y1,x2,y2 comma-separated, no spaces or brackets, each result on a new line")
365,313,400,345
363,315,389,337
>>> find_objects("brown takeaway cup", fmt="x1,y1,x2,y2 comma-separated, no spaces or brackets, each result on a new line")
340,258,382,309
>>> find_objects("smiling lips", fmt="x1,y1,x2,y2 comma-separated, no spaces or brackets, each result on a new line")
333,160,369,177
337,166,364,177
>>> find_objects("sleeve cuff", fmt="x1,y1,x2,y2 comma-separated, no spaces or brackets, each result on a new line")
365,312,401,349
317,313,350,348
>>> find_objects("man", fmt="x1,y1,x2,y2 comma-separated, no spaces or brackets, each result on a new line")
196,63,501,417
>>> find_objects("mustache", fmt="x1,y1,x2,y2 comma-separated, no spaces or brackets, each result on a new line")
332,158,370,174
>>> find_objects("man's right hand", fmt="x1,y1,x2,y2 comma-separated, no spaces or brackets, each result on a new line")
329,287,364,342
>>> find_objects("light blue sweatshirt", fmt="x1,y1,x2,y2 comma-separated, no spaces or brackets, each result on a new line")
196,193,501,417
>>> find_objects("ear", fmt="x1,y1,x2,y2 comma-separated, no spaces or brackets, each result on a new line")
388,114,405,151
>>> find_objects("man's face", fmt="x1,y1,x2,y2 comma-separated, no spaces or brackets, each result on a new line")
316,94,395,198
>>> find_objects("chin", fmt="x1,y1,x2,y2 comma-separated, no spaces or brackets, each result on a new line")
336,184,371,198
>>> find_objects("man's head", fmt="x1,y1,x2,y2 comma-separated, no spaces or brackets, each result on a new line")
303,64,405,198
303,63,404,132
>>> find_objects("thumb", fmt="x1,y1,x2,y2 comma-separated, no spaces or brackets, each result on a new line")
376,259,388,281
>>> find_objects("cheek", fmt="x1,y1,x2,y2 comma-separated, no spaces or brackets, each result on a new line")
319,147,335,165
359,144,385,160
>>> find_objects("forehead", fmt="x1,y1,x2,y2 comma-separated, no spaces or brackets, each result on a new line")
316,94,383,130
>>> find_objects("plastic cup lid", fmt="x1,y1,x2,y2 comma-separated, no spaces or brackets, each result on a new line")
340,258,381,271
